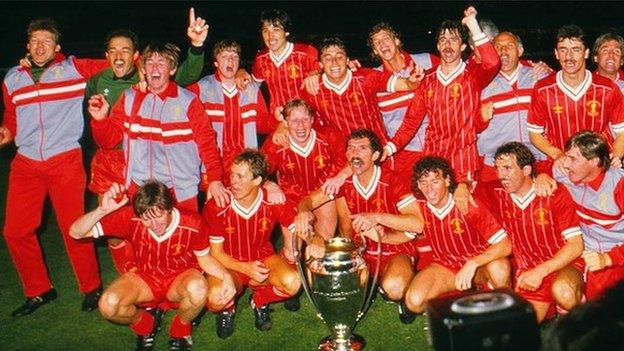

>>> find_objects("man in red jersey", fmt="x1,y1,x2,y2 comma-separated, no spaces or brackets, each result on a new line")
204,150,301,338
405,156,511,314
476,142,584,322
70,180,235,351
528,25,624,171
405,6,500,184
1,18,110,317
262,99,342,239
295,129,425,324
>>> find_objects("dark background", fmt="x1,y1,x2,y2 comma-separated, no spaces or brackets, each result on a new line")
2,1,624,75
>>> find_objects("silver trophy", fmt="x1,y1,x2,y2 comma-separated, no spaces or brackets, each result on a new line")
294,232,381,351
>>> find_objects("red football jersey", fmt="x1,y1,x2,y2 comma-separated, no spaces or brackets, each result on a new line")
527,70,624,151
203,189,296,262
302,68,395,144
476,182,582,271
252,42,319,114
93,207,209,280
333,166,420,257
262,129,342,202
406,35,500,181
418,195,507,270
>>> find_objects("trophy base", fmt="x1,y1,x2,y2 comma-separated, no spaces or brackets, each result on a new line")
318,334,366,351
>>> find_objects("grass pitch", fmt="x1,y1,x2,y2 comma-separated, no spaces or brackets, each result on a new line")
0,150,434,351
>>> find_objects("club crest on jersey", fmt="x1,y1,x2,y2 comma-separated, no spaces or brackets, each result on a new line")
586,100,601,117
450,218,464,234
170,243,185,256
258,217,270,232
286,162,296,170
534,207,549,225
172,105,182,119
350,92,363,106
288,65,300,79
598,192,609,211
314,155,326,169
553,105,564,115
372,199,385,212
53,67,62,78
450,83,461,98
103,88,110,96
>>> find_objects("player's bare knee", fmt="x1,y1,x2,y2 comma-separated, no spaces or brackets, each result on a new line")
186,278,209,305
552,281,580,309
99,291,120,319
281,271,301,295
487,260,511,288
405,290,426,313
381,276,407,301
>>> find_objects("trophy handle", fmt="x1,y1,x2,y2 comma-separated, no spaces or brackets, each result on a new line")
356,227,383,323
292,233,323,316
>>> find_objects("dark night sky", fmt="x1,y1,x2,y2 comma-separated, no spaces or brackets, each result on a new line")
2,1,624,74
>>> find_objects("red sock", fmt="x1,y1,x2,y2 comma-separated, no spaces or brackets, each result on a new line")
130,311,155,336
252,285,291,307
109,241,137,274
169,315,191,338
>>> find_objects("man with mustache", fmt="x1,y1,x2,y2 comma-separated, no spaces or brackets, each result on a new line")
552,131,624,300
295,129,425,324
528,25,624,172
86,8,208,275
88,43,227,211
476,142,584,322
404,6,500,186
404,156,511,314
477,31,548,183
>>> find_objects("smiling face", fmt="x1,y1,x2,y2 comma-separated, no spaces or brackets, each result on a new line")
285,105,313,145
140,207,172,236
494,32,523,75
215,48,240,81
371,29,401,62
416,170,451,208
594,39,623,77
320,45,349,84
555,38,588,76
346,137,379,176
142,53,176,94
437,28,466,66
261,21,289,54
27,30,60,66
106,36,138,78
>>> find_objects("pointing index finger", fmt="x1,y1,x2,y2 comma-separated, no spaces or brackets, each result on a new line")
189,7,196,25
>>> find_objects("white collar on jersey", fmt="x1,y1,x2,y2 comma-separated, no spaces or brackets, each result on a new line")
322,69,352,95
500,64,522,86
353,165,381,200
269,42,294,67
221,82,238,99
231,188,263,220
509,184,536,210
427,195,455,220
436,61,466,86
556,69,592,102
289,129,317,157
147,208,181,243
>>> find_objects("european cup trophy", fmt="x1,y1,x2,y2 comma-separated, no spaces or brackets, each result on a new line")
293,231,382,351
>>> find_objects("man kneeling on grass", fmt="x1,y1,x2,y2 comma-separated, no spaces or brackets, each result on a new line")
70,180,235,351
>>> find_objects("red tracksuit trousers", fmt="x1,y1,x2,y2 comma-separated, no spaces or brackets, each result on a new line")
3,148,101,297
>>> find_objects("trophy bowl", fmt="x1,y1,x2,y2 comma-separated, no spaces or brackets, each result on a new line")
294,235,381,351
